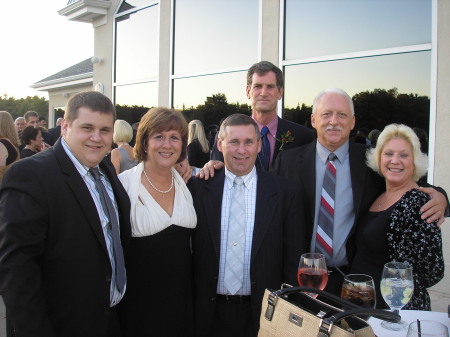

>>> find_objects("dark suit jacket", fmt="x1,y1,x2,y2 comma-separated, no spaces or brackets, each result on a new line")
273,141,384,262
0,139,131,337
189,168,306,336
41,130,56,146
47,126,61,141
211,117,315,168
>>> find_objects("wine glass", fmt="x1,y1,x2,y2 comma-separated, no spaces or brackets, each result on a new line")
407,320,449,337
341,274,376,308
297,253,328,297
380,261,414,331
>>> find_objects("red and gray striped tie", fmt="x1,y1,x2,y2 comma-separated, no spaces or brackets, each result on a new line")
315,153,336,259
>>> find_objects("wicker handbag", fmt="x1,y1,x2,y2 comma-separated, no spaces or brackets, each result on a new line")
258,286,400,337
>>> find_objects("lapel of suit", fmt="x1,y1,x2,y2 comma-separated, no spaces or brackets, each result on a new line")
202,170,225,258
54,140,109,256
299,141,317,214
348,142,367,220
273,117,285,161
251,169,278,261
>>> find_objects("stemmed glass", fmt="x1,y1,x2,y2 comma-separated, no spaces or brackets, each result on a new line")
297,253,328,297
380,261,414,331
341,274,376,308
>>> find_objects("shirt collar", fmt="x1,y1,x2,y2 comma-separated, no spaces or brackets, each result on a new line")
253,116,278,138
61,137,100,178
224,166,257,189
316,140,349,165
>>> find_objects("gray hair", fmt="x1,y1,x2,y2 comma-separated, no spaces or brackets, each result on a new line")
312,88,354,116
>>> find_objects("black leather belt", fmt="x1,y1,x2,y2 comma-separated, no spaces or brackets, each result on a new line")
327,265,349,275
217,294,251,304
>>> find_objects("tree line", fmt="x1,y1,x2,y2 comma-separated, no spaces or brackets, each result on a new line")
1,88,430,137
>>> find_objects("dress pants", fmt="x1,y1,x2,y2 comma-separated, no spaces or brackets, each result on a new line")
209,297,256,337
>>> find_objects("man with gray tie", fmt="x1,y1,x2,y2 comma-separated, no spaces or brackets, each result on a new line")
189,114,306,337
0,91,131,337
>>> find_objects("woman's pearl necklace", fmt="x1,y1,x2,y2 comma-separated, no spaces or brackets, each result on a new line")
143,169,174,198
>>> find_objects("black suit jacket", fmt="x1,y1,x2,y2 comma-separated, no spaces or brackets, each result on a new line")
274,141,384,262
211,117,315,168
0,139,131,337
189,168,306,336
48,125,61,141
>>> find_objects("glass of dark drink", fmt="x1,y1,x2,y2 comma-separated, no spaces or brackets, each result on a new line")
341,274,376,309
297,253,328,297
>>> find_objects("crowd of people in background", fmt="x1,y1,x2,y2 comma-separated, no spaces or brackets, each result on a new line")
0,61,446,337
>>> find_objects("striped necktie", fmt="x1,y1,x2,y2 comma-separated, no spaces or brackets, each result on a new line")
90,167,126,292
315,153,337,259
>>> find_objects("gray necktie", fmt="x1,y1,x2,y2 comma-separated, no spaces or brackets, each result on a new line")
90,167,126,292
224,176,246,295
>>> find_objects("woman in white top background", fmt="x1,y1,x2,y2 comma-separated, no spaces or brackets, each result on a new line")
118,107,196,337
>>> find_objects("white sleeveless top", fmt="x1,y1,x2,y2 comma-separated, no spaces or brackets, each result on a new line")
118,162,197,237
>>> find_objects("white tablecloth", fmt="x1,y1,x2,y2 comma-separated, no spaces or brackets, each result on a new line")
368,310,449,336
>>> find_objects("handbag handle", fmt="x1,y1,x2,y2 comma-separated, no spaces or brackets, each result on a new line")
274,286,361,310
271,286,400,323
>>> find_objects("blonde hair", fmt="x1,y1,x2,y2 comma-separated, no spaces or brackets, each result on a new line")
188,120,209,153
0,111,19,147
366,124,428,182
113,120,133,143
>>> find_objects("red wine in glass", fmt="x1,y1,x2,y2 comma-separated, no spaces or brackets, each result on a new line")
297,267,328,290
297,253,328,297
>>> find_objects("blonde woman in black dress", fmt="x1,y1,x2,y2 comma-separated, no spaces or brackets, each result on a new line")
350,124,444,310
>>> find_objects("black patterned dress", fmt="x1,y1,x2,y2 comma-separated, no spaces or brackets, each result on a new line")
351,189,444,310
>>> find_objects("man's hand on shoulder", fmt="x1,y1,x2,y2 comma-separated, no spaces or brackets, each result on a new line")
174,158,193,183
196,160,224,180
419,186,447,227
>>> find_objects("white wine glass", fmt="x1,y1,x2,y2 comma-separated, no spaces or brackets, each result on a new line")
297,253,328,297
380,261,414,331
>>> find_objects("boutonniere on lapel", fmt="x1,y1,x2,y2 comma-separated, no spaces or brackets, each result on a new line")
277,130,294,151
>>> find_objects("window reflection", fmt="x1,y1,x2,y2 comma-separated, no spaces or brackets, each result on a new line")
284,51,430,108
172,71,248,109
283,51,431,131
115,5,158,83
173,0,258,74
115,82,158,109
285,0,431,60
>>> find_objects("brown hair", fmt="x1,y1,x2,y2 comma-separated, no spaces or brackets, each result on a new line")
247,61,284,90
134,107,188,163
64,91,116,125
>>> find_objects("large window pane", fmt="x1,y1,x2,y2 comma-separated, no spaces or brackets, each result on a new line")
284,51,431,131
284,52,430,107
172,71,248,109
173,0,258,74
285,0,431,60
115,5,158,83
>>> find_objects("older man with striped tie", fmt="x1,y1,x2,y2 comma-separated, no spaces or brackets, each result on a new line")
274,88,448,295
